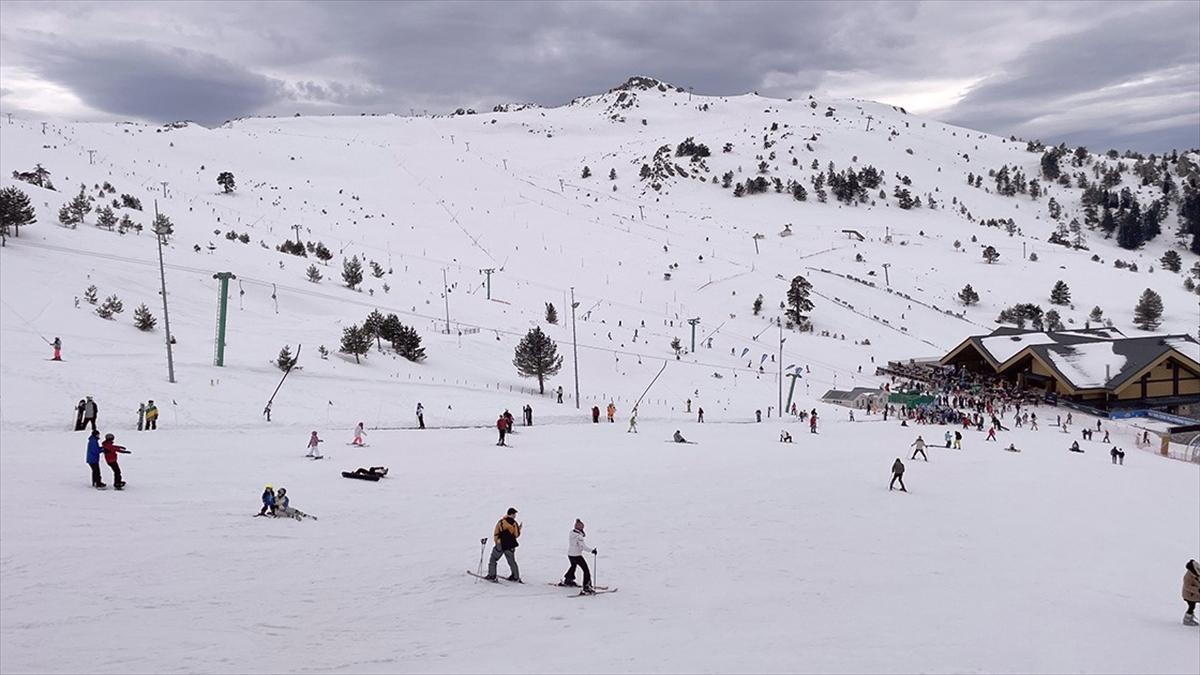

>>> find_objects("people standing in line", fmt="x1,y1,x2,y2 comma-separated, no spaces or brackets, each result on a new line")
591,406,601,423
560,519,596,594
51,337,62,361
144,400,158,430
416,402,425,429
496,414,508,446
889,458,907,492
101,433,130,489
352,421,367,446
606,402,616,423
81,396,98,432
306,431,323,458
697,407,705,423
86,430,105,488
485,507,521,582
137,402,146,431
74,399,86,431
911,436,928,461
1182,560,1200,626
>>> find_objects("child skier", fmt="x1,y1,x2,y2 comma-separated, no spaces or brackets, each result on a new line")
352,422,367,446
496,414,508,446
86,430,105,488
306,431,324,458
1183,559,1200,626
51,337,62,361
144,400,158,430
910,436,928,461
559,519,597,594
258,485,276,516
101,433,131,489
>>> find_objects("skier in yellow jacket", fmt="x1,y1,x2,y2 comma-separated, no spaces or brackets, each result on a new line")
485,508,522,582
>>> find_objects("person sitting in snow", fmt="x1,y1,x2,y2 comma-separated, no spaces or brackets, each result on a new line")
1069,441,1083,453
779,430,792,443
1005,443,1020,453
258,485,277,516
275,487,294,518
672,430,688,444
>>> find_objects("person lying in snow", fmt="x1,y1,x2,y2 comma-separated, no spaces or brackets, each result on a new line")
672,430,688,443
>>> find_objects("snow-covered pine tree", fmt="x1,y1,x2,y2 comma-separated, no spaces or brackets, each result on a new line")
369,261,385,278
133,303,157,331
83,285,98,304
339,324,371,363
95,294,124,319
1089,306,1104,322
96,206,117,231
1132,289,1163,330
305,264,322,283
545,302,558,324
342,256,364,289
314,242,333,264
1049,280,1071,305
1160,249,1182,272
512,326,562,394
1044,309,1064,331
609,168,617,180
276,345,298,372
785,275,814,326
389,324,426,362
318,345,329,359
378,313,403,344
958,284,980,306
58,185,92,228
363,310,385,349
0,186,36,239
982,245,999,264
753,294,763,315
217,172,236,194
152,212,173,242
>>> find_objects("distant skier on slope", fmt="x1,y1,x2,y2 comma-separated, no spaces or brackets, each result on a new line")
144,400,158,430
606,402,616,423
416,402,425,429
910,436,928,461
559,519,596,594
627,407,638,433
81,396,99,432
1183,559,1200,626
101,433,130,489
591,406,601,423
352,422,367,446
306,431,324,458
85,430,105,488
484,507,521,582
496,414,508,447
889,458,906,492
51,337,62,361
503,409,515,433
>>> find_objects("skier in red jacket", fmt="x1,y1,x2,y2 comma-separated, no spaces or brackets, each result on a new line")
496,414,508,446
101,433,131,489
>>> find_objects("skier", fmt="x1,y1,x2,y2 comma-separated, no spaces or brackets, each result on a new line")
809,413,818,434
756,409,762,423
1183,559,1200,626
496,414,508,446
352,422,367,446
627,407,638,433
137,402,146,431
889,458,907,492
503,409,514,433
144,400,158,430
101,433,130,489
910,436,928,461
697,407,704,423
791,402,798,416
416,402,425,429
606,401,616,423
485,507,521,582
559,519,596,594
1030,413,1039,431
81,395,98,432
51,337,62,361
779,430,793,443
686,399,692,413
85,430,105,488
944,430,953,448
258,485,277,516
591,406,601,423
986,426,996,442
306,430,324,458
1102,430,1110,443
953,430,962,449
1110,447,1125,465
556,386,563,404
74,399,86,431
523,404,532,426
672,430,688,443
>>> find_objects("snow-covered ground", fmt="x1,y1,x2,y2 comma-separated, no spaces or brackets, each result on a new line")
1,77,1198,673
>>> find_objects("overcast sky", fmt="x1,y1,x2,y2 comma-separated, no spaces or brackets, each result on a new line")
1,1,1197,152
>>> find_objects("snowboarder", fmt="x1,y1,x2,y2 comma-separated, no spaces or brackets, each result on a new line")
1069,441,1083,453
1110,447,1125,465
137,402,146,431
485,507,521,582
889,458,906,492
51,337,61,361
306,431,324,458
627,408,638,433
74,399,86,431
910,436,928,461
780,430,793,443
591,406,601,423
101,433,130,489
496,414,508,446
85,430,105,488
258,485,277,516
606,401,616,423
672,430,688,443
81,396,98,432
1183,559,1200,626
556,386,563,404
560,519,596,594
144,400,158,430
697,407,704,423
416,402,425,429
351,421,367,446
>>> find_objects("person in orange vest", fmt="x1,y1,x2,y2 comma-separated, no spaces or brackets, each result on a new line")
606,402,616,423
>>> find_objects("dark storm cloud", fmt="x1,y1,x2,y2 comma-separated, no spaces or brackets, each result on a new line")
0,1,1196,151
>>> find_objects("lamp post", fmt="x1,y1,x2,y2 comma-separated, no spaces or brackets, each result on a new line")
154,201,176,383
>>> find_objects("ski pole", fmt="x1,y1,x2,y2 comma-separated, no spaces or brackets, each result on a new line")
477,537,487,582
592,550,598,588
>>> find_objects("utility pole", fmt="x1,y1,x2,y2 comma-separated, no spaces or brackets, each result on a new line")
212,272,236,366
442,268,451,334
687,317,700,352
752,233,764,254
882,262,891,288
785,370,802,414
87,150,96,165
638,205,644,220
778,322,784,414
865,115,874,132
292,223,303,247
160,181,169,198
481,267,495,300
570,287,580,409
154,201,176,383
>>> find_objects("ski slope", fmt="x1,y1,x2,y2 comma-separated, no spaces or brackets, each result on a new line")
1,76,1198,673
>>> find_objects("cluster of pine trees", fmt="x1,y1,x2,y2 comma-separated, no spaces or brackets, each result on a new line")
339,310,425,364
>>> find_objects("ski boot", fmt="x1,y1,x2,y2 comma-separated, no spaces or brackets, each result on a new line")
1185,613,1198,626
580,586,596,595
114,481,126,490
505,575,522,583
483,575,499,583
558,580,579,588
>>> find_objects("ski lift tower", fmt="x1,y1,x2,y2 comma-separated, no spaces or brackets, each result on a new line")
212,272,236,366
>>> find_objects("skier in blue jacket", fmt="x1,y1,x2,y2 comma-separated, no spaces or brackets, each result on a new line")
86,430,105,488
258,485,277,516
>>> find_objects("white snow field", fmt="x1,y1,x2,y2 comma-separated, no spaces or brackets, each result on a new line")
2,76,1198,673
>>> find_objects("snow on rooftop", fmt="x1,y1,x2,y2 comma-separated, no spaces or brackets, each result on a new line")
979,332,1057,364
1164,336,1200,358
1044,341,1127,389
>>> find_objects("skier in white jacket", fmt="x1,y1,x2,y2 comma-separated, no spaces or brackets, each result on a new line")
352,422,367,446
559,519,597,593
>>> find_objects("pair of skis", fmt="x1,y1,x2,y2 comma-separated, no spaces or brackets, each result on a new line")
464,570,617,595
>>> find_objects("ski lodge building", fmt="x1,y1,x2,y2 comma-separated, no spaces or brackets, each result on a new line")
938,327,1200,412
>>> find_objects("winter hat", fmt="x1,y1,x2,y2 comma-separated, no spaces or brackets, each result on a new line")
104,433,115,441
506,507,518,516
574,519,585,530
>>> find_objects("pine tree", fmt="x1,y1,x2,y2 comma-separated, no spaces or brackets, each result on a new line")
512,326,562,394
363,309,385,349
958,284,980,306
1089,306,1104,322
217,171,236,193
982,245,999,264
1047,197,1062,220
545,302,558,324
95,294,124,320
1044,309,1064,331
152,212,174,242
370,261,385,278
670,337,682,356
342,255,364,289
1132,289,1163,330
1160,249,1182,272
785,275,814,325
581,166,592,179
0,186,36,238
389,323,426,362
608,168,617,180
314,242,333,264
95,205,117,230
318,345,330,359
83,285,99,305
339,323,371,363
133,303,157,331
791,183,807,201
379,313,403,344
753,293,763,315
276,345,298,371
1117,205,1144,250
305,264,323,283
733,182,745,197
1049,280,1071,305
58,186,91,227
